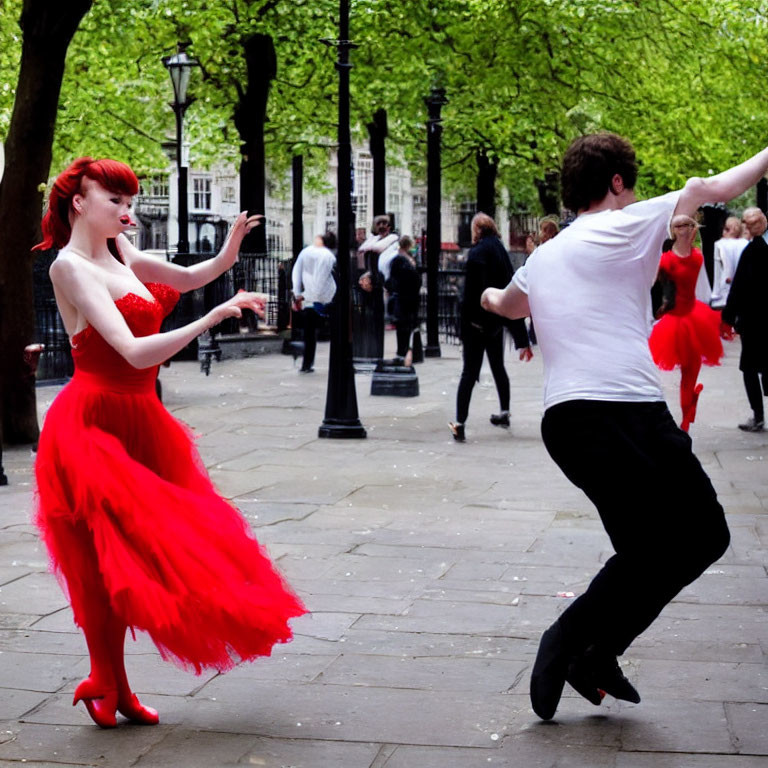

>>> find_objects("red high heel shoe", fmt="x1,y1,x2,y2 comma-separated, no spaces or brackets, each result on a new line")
73,678,118,728
118,693,159,725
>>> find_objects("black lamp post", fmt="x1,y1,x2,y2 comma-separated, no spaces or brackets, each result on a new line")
319,0,366,439
163,47,198,255
425,86,447,358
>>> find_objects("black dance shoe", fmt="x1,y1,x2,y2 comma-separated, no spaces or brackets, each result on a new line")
738,416,765,432
568,645,640,704
490,412,510,427
448,422,465,442
530,621,571,720
566,659,605,707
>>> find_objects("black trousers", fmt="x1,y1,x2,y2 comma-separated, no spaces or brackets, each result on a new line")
541,400,730,656
300,307,321,371
743,371,766,421
456,326,508,424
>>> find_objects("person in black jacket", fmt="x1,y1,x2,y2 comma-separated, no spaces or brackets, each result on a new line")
449,213,532,442
386,236,422,365
722,206,768,432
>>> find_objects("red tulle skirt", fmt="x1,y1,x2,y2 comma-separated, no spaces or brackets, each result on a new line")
35,374,306,673
649,301,723,371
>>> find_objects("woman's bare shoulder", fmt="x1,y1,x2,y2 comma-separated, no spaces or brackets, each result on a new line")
49,250,98,289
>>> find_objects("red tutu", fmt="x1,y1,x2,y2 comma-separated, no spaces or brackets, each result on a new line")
35,284,306,673
649,299,723,370
649,248,723,371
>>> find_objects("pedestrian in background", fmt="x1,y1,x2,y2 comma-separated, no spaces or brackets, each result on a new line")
386,235,421,366
449,213,532,443
722,206,768,432
292,232,337,373
711,215,748,309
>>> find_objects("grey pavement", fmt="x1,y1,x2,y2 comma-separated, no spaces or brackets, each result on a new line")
0,331,766,767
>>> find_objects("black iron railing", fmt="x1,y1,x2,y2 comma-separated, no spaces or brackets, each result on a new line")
33,251,74,383
32,250,463,382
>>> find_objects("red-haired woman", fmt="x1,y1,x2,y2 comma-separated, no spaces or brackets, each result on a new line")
649,214,724,431
34,157,306,728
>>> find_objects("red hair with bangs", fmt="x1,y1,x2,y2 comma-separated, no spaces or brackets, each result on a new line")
34,157,139,251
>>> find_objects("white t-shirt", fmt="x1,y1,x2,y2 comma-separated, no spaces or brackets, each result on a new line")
513,191,680,409
358,233,400,280
292,245,337,306
711,237,748,307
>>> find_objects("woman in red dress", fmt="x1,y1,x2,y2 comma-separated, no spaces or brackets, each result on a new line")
649,215,724,431
34,158,306,728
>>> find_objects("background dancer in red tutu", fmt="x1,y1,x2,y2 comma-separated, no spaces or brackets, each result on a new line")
33,157,306,728
649,214,725,431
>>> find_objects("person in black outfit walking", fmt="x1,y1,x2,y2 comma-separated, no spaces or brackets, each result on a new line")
449,213,532,442
722,206,768,432
386,236,422,366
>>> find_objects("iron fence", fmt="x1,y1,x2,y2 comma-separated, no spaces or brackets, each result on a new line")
33,251,73,383
32,249,464,382
418,266,465,346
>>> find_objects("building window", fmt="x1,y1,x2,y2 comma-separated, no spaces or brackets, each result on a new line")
141,175,169,198
388,174,403,215
352,152,372,226
192,177,212,211
266,218,286,255
221,183,237,204
151,222,168,250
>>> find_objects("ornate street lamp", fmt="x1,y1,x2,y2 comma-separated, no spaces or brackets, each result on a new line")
318,0,366,439
163,47,198,255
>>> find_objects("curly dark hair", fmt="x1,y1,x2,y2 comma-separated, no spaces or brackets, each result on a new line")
561,133,638,213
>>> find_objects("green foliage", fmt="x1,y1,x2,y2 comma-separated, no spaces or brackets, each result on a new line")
0,0,23,136
2,0,768,210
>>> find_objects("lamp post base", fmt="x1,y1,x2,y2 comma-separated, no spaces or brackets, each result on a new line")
425,345,441,358
318,419,367,439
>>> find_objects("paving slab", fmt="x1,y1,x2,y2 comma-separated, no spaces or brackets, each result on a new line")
0,334,764,766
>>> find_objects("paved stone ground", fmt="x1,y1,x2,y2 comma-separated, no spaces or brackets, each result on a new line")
0,332,766,767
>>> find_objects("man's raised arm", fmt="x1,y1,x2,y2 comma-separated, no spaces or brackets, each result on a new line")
676,146,768,218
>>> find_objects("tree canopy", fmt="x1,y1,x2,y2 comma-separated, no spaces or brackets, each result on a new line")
3,0,768,208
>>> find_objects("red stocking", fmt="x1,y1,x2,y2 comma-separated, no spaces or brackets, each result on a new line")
679,357,703,432
106,618,159,724
48,520,119,727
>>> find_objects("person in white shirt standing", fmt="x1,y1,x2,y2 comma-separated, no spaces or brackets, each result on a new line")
358,214,400,283
292,232,337,373
711,215,748,309
482,132,768,721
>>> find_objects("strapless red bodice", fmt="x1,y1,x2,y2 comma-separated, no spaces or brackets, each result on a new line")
69,283,180,393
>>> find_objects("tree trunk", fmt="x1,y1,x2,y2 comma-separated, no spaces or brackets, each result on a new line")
536,171,561,216
235,32,276,256
0,0,92,445
476,149,497,219
367,108,387,218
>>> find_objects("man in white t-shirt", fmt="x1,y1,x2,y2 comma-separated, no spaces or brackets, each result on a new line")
292,233,337,373
482,132,768,721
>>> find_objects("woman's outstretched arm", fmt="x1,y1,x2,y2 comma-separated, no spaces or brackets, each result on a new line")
117,211,263,292
51,255,265,370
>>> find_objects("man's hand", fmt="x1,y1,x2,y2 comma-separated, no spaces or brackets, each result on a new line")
719,321,736,341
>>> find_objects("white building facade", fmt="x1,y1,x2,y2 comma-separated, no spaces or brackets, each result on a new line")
133,145,504,260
